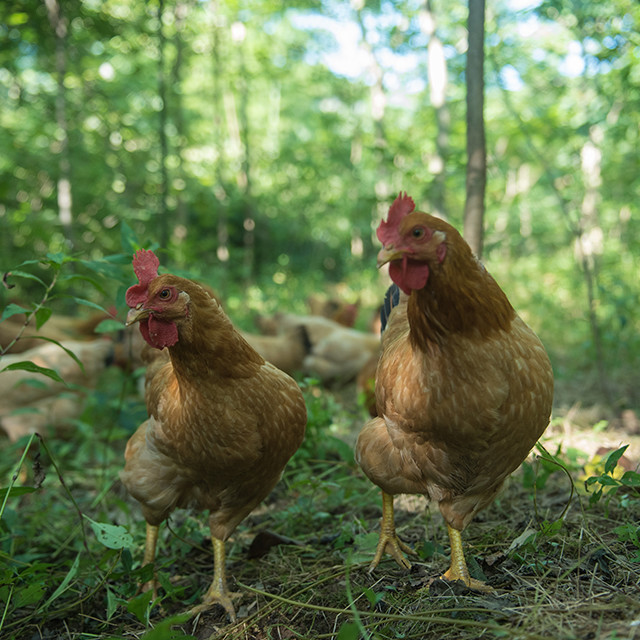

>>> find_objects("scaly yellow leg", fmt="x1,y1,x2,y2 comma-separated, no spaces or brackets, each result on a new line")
441,524,491,592
368,491,416,572
140,523,159,597
188,518,240,621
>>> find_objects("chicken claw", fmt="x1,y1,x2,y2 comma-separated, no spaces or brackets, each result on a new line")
440,525,492,592
187,587,240,623
187,536,240,622
368,492,416,572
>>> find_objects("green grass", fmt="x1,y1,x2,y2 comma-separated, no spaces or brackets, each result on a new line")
1,366,639,640
1,254,639,639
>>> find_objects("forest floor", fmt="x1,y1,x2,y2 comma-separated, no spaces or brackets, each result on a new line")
1,376,640,640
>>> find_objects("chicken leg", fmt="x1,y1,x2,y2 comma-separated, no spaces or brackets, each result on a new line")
188,518,239,621
141,523,159,597
441,524,491,592
368,491,416,572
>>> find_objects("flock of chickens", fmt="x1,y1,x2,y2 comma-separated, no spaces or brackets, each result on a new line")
1,193,554,622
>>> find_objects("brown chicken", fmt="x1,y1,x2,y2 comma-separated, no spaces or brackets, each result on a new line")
253,312,379,385
302,326,380,385
307,294,359,327
120,249,307,620
356,193,554,589
0,309,117,354
0,339,115,440
240,326,311,376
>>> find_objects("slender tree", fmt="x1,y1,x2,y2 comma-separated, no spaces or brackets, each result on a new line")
463,0,486,258
43,0,74,248
170,0,191,262
157,0,170,250
353,1,386,150
211,3,230,267
421,0,450,220
231,21,256,282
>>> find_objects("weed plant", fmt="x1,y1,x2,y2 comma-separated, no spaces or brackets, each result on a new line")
1,255,639,639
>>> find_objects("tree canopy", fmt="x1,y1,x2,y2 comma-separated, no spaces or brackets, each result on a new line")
1,0,638,405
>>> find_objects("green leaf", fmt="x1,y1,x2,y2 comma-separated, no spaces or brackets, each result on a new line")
7,11,29,26
1,303,28,322
597,475,620,487
34,306,52,330
0,486,38,498
0,361,65,383
13,581,45,608
361,585,384,608
613,524,639,544
508,527,538,551
94,318,125,334
121,548,133,572
11,259,42,269
604,445,629,475
45,252,67,265
419,539,437,560
39,552,80,610
106,586,121,621
15,378,48,390
84,516,134,549
7,269,46,287
78,259,127,281
126,590,154,624
620,471,640,487
16,337,85,372
121,220,140,254
72,297,110,313
58,273,104,290
336,621,360,640
141,614,195,639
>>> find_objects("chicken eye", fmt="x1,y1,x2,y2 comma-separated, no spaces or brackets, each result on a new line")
411,227,425,239
159,288,171,300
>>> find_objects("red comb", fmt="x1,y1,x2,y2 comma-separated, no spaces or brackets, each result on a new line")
125,249,160,307
132,249,160,285
377,192,416,245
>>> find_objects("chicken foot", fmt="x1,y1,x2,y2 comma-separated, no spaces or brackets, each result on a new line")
368,491,416,572
188,525,240,622
441,524,491,592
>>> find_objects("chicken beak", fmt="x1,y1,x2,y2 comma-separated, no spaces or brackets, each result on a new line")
126,305,149,326
377,246,405,269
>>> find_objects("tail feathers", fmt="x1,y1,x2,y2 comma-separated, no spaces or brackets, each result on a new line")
296,324,313,356
380,284,400,334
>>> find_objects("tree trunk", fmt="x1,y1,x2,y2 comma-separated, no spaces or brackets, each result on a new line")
170,0,190,262
463,0,486,258
210,2,229,266
231,22,255,282
43,0,74,248
353,5,386,149
489,54,614,407
420,0,450,219
157,0,170,251
577,127,612,405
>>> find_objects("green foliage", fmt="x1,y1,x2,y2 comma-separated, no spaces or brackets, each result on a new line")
0,0,637,409
0,1,639,637
584,445,640,508
0,433,133,637
293,378,356,466
613,523,640,563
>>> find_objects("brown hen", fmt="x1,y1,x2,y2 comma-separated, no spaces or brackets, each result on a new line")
356,193,553,590
120,249,306,620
